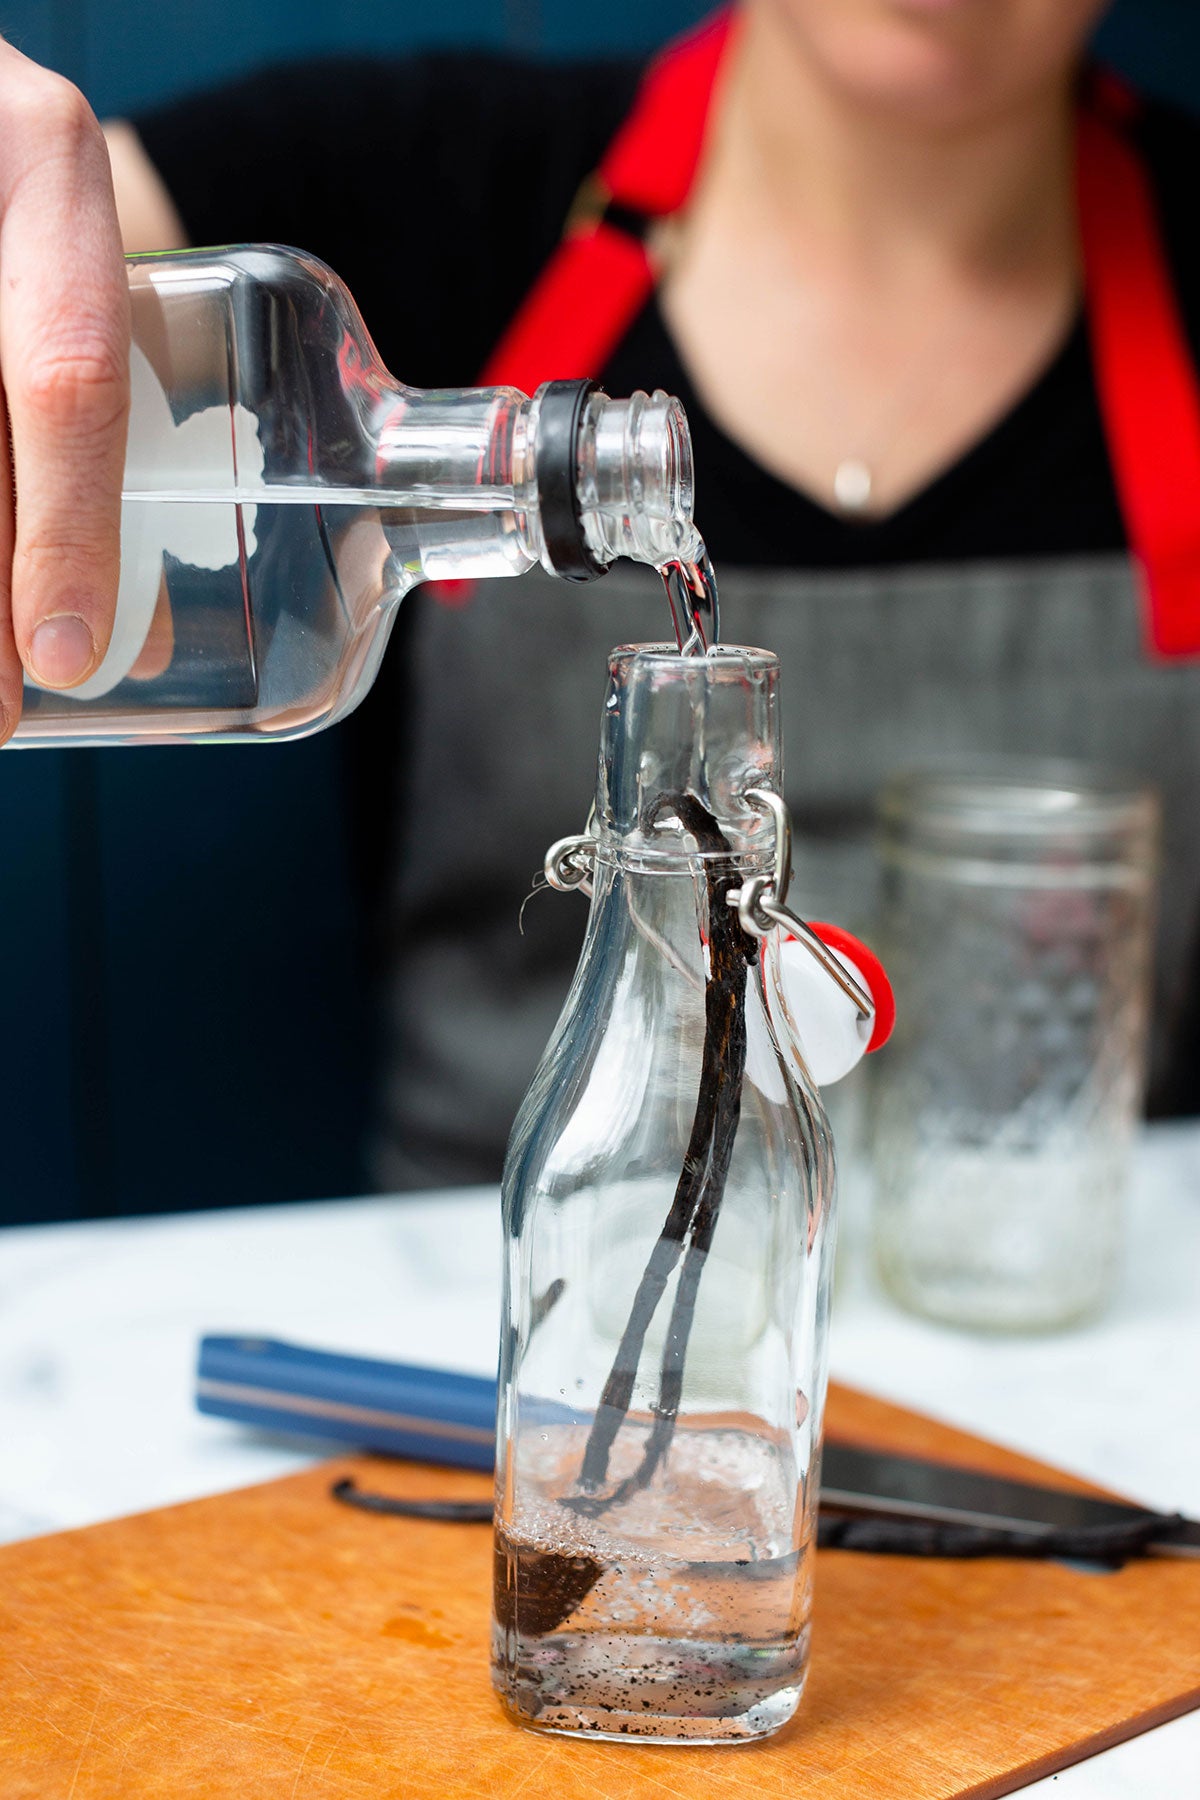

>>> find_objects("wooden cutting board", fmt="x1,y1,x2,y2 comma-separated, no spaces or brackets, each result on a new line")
4,1382,1199,1800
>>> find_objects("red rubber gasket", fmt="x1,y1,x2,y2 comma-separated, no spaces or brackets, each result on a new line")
805,921,895,1054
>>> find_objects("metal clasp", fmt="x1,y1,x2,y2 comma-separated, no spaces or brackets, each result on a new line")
544,808,597,899
540,788,874,1027
728,789,874,1024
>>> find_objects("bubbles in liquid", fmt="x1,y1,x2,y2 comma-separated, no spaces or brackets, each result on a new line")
660,544,719,655
491,1422,811,1742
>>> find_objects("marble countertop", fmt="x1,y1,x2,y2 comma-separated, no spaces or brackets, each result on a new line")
3,1122,1199,1795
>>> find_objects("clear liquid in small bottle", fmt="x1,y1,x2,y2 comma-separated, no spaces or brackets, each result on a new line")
493,1418,811,1743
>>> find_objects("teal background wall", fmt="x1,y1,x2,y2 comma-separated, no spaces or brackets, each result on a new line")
14,2,707,116
0,0,1195,1222
6,0,1199,119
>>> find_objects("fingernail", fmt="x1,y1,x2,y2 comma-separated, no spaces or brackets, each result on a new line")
29,615,97,688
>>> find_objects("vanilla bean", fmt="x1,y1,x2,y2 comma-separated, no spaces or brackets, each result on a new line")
571,792,755,1511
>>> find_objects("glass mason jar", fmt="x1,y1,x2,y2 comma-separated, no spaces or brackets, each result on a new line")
492,645,835,1743
871,761,1160,1331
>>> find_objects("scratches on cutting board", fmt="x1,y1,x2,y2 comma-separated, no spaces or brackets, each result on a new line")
63,1687,102,1800
287,1729,321,1800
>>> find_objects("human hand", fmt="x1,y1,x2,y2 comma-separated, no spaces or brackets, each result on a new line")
0,38,130,737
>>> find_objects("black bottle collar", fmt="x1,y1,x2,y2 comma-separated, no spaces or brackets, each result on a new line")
535,378,608,583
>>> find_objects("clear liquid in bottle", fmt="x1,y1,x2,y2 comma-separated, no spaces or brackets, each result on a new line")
493,1419,810,1742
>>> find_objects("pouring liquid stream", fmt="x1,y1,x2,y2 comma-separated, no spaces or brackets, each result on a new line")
660,546,719,655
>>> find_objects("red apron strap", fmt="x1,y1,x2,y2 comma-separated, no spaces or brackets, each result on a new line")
478,8,735,394
1078,106,1200,657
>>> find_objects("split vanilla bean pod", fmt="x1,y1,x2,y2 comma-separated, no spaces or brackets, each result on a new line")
570,792,756,1513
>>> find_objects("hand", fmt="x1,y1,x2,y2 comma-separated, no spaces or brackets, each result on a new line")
0,38,130,738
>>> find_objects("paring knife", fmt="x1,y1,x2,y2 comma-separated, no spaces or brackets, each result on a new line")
196,1335,1200,1556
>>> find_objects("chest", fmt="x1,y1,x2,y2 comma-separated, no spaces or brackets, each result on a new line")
657,230,1081,519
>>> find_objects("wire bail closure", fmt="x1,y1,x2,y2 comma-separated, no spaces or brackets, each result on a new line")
542,788,873,1028
728,790,875,1025
544,826,596,898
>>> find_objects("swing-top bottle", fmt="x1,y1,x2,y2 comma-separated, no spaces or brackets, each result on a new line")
493,643,837,1743
12,244,699,746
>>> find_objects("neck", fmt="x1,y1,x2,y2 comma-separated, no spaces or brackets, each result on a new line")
708,3,1078,286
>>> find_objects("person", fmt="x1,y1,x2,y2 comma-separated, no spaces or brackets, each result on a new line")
1,0,1198,1192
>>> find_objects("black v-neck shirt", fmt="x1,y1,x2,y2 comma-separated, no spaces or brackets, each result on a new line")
604,302,1123,567
134,50,1199,574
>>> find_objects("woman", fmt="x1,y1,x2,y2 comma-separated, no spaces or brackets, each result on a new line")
5,0,1198,1187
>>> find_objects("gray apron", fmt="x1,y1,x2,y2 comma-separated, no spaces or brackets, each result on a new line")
374,554,1199,1190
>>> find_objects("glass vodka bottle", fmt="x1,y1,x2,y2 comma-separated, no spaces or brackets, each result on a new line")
492,644,836,1744
12,245,698,746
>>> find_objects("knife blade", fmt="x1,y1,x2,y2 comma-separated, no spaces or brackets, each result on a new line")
819,1443,1200,1558
196,1335,1199,1555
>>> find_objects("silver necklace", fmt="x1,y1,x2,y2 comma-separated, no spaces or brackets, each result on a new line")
652,210,958,519
827,309,987,517
832,456,875,513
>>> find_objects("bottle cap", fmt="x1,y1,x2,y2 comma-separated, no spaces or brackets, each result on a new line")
767,923,894,1088
533,380,608,582
806,923,895,1054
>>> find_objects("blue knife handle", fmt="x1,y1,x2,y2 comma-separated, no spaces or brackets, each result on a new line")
196,1336,497,1471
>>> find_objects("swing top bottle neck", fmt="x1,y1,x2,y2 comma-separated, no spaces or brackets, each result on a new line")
595,643,782,869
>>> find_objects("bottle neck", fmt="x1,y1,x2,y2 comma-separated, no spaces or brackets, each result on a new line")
372,381,699,587
597,646,783,857
570,386,700,574
578,643,782,1000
